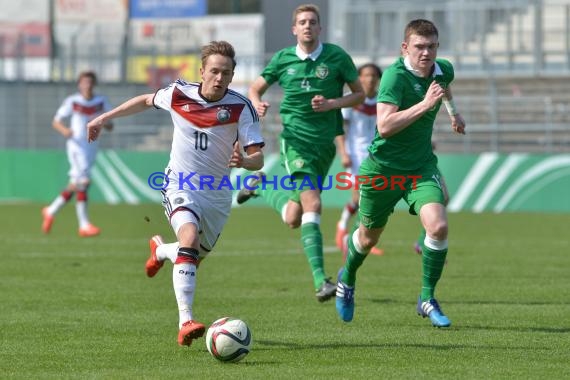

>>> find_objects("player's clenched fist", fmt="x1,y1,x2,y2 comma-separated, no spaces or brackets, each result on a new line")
87,116,105,142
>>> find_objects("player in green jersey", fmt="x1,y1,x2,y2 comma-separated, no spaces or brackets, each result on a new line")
335,19,466,327
237,3,364,302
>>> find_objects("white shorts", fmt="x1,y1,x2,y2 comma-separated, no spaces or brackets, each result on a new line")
66,141,96,185
161,177,231,258
348,150,368,177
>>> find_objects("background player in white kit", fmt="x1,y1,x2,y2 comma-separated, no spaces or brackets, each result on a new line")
42,71,113,237
87,41,264,347
335,63,384,257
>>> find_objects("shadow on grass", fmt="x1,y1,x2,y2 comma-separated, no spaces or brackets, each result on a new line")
461,325,570,334
367,297,568,306
255,339,542,351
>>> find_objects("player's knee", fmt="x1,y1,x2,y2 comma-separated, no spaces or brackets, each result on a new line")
359,234,378,250
285,216,301,229
302,197,321,212
74,180,90,192
429,221,448,240
355,228,379,251
283,201,302,228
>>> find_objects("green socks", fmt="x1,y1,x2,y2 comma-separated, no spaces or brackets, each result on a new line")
258,187,289,215
420,245,448,301
341,234,368,287
301,222,326,289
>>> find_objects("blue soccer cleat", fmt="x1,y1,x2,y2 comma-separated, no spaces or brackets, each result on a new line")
417,297,451,328
335,268,355,322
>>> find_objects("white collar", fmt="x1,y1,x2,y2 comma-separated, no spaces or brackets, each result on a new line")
403,56,442,78
296,43,323,61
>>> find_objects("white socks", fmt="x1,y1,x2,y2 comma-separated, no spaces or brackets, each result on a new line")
173,263,197,328
47,195,66,215
76,201,89,228
301,211,321,225
424,235,448,251
339,202,357,229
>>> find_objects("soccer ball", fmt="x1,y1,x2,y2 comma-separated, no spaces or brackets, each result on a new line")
206,317,252,363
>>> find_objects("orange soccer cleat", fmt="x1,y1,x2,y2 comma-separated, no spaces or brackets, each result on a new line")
78,223,100,237
370,246,385,256
146,235,165,277
177,320,206,346
41,207,55,234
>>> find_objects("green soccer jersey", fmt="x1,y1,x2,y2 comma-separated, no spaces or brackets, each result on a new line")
261,43,358,145
370,57,455,170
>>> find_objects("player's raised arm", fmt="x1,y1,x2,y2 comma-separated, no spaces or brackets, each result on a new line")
87,93,154,142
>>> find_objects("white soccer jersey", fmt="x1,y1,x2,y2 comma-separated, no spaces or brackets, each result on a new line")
55,93,112,151
55,93,112,182
153,79,264,209
341,95,377,172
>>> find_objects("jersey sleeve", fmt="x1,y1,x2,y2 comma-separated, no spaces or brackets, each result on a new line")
237,100,264,150
260,51,281,86
153,83,176,111
377,68,403,107
54,96,73,121
438,58,455,84
339,50,359,84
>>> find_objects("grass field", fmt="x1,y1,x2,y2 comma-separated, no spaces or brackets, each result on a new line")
1,203,569,379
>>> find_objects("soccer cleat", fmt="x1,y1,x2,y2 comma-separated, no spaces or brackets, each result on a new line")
417,297,451,328
335,268,355,322
370,246,384,256
41,207,54,234
335,222,347,251
236,171,264,204
315,278,336,302
146,235,165,277
78,224,100,237
177,320,206,346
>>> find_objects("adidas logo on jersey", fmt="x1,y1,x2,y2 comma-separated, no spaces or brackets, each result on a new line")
182,104,190,112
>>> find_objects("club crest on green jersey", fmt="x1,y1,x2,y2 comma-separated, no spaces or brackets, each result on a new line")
315,64,329,79
293,159,305,169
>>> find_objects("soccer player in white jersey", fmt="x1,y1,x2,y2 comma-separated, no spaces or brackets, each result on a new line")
335,63,384,257
42,71,113,237
87,41,264,347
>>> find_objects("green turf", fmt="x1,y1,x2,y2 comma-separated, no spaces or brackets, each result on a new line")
1,204,569,379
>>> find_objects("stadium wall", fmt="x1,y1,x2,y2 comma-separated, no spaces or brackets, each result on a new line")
1,150,569,213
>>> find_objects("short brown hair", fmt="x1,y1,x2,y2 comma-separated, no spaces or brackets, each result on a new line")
404,19,439,42
292,3,320,25
77,71,97,85
201,40,236,69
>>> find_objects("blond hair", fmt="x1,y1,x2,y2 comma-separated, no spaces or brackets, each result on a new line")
201,40,236,69
292,3,320,25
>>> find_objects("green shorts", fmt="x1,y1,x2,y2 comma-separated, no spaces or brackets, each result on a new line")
279,137,336,202
358,156,445,229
